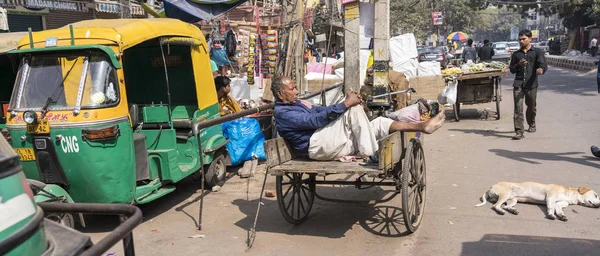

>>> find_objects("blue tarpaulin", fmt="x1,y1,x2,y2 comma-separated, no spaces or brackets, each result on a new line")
163,0,248,23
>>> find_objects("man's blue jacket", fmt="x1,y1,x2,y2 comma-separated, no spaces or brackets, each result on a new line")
274,100,347,155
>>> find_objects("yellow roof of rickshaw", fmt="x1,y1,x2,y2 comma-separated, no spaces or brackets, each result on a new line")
17,18,204,51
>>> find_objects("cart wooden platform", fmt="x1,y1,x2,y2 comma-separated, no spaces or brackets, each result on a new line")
247,131,426,247
450,69,508,121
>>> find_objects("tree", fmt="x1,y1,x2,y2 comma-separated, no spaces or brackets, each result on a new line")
470,0,596,50
390,0,434,41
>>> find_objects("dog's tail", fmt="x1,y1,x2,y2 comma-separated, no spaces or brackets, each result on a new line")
475,191,488,207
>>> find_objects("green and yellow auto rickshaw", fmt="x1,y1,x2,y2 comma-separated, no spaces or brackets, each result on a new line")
4,19,228,212
0,135,142,256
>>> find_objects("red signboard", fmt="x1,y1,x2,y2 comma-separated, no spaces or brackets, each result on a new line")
432,12,443,25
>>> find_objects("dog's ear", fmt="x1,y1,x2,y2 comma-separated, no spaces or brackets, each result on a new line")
578,187,591,195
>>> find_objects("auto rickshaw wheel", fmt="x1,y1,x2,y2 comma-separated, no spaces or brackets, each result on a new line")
46,212,75,229
205,151,227,188
27,179,76,229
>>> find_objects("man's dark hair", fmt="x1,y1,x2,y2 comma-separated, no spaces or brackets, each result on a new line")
271,76,287,100
214,76,231,91
467,39,473,46
519,29,533,38
484,39,489,44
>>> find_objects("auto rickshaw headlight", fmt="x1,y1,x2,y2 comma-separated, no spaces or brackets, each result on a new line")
23,111,37,124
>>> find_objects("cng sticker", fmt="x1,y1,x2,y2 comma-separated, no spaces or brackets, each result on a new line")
61,136,80,153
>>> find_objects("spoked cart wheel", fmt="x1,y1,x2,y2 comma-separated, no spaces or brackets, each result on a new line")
401,138,427,233
276,172,316,224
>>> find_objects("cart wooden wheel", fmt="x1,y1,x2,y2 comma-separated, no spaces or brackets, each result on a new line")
401,138,426,233
495,78,501,120
276,173,316,224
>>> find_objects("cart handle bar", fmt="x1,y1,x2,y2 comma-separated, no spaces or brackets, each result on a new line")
39,203,142,256
371,88,417,99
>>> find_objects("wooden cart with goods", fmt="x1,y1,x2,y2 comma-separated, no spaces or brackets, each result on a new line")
247,130,427,247
449,69,508,121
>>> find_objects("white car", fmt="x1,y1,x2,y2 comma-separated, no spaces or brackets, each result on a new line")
492,42,511,60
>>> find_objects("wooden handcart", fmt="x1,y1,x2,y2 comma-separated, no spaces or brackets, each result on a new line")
248,131,427,247
449,69,507,121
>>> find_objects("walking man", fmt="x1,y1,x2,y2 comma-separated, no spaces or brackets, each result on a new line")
478,39,494,62
590,37,598,57
509,30,547,140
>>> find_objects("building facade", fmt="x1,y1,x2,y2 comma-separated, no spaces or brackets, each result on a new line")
0,0,145,32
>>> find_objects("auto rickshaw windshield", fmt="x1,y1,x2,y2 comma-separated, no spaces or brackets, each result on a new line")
9,50,119,111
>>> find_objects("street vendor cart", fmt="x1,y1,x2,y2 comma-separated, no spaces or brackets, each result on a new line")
446,68,508,121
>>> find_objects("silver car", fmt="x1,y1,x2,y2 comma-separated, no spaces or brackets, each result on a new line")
492,42,511,60
508,41,520,52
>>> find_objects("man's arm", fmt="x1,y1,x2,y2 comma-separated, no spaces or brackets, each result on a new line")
509,53,521,74
536,48,548,74
277,102,347,130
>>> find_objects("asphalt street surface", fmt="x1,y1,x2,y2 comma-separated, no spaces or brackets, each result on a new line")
87,66,600,256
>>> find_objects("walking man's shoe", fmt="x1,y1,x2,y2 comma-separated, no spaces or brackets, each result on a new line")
592,145,600,158
527,126,536,133
512,133,525,140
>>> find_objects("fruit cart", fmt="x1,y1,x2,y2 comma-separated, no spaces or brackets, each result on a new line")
442,63,508,121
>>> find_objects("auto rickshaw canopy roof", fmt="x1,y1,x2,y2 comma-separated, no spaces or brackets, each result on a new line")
16,18,205,51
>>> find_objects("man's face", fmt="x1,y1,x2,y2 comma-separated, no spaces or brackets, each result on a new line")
519,35,531,48
277,78,298,103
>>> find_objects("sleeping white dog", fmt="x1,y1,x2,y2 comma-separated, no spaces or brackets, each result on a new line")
476,182,600,221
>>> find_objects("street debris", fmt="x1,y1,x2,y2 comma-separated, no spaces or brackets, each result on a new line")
448,220,454,225
452,184,458,187
450,207,457,210
189,234,207,239
105,253,116,256
212,185,221,192
265,191,275,197
151,229,158,232
572,209,579,214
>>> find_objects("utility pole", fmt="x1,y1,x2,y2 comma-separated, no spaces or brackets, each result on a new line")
372,0,390,98
343,1,360,93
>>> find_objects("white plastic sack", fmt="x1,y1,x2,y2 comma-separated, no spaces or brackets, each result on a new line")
438,79,458,105
334,68,344,79
386,104,421,123
392,58,418,78
390,33,418,65
417,61,441,76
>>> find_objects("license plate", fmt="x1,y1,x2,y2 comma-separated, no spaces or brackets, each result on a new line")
426,55,436,58
26,119,50,134
14,148,36,161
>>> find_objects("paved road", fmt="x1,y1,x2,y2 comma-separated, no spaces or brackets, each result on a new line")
88,67,600,256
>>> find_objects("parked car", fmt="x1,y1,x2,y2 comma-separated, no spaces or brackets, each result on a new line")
492,42,511,60
508,41,520,52
418,46,450,68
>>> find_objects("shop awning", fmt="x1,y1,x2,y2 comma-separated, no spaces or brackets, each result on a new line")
95,0,145,16
161,0,249,23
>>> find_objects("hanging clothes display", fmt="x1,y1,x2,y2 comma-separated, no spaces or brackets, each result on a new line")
225,29,237,58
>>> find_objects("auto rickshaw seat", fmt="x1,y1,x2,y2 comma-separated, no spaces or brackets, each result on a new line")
129,103,140,128
43,219,92,255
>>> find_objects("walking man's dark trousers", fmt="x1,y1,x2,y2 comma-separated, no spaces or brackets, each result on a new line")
509,47,547,137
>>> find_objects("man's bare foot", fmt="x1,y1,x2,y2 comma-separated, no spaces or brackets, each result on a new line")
423,112,445,134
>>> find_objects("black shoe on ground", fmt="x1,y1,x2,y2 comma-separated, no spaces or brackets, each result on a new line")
512,133,525,140
527,126,536,133
592,145,600,158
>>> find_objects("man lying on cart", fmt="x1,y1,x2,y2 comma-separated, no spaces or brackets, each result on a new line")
271,76,446,161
